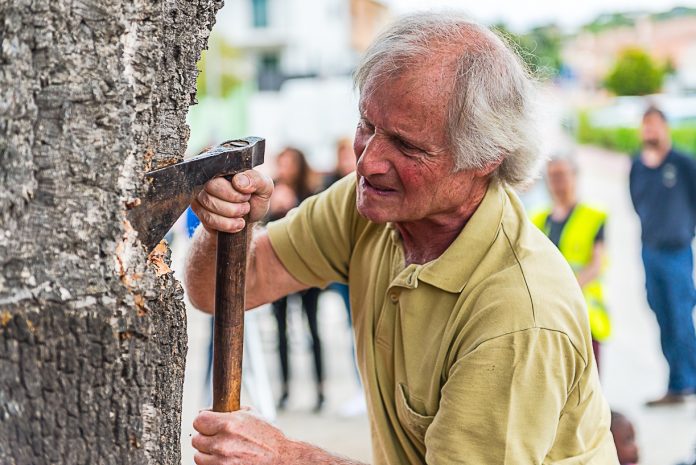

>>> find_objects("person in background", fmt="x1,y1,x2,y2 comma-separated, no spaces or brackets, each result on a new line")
323,138,357,315
324,137,358,187
268,147,325,412
630,106,696,407
610,411,639,465
322,137,357,319
323,137,367,417
532,155,611,373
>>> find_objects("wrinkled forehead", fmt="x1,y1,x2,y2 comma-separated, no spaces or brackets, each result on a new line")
359,57,456,112
358,65,454,146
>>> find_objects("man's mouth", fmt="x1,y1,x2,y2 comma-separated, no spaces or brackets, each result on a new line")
361,177,397,195
643,139,660,149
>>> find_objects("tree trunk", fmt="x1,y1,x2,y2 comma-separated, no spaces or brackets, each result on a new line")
0,1,222,463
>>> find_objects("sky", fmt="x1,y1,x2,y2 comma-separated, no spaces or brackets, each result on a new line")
386,0,696,32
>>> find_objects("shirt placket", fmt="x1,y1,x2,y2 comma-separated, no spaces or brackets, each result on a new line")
375,265,421,349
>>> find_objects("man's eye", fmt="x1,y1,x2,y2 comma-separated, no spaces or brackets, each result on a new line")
359,119,374,132
396,138,420,154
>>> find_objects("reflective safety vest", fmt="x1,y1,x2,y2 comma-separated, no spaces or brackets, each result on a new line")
531,204,611,342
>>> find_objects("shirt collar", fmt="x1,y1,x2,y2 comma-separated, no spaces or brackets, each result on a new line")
417,180,506,293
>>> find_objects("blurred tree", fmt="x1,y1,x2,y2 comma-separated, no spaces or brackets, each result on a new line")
604,48,665,96
196,34,245,99
651,6,696,21
583,12,635,33
493,23,563,78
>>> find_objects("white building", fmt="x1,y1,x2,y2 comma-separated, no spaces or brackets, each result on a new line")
190,0,390,171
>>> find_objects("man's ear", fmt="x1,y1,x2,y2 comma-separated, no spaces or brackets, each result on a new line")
476,156,504,178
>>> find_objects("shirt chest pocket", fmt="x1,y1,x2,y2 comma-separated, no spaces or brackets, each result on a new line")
395,383,435,445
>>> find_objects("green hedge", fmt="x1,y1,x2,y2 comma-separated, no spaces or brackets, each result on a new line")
576,111,696,157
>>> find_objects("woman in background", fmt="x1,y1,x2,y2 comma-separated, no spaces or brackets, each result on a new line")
268,147,324,412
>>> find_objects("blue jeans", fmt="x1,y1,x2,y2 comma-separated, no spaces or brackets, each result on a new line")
642,245,696,393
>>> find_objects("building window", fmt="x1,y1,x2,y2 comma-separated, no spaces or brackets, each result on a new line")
257,53,283,91
252,0,268,28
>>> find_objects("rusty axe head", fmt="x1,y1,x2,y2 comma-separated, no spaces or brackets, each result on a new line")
127,136,265,251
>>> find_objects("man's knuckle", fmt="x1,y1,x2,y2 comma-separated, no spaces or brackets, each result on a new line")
209,441,227,456
199,210,215,228
223,217,245,233
197,193,212,211
221,420,237,435
220,217,234,232
235,202,251,216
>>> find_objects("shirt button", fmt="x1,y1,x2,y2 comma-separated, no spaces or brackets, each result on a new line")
389,292,399,303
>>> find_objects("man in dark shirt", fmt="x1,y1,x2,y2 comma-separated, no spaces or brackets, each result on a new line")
629,106,696,406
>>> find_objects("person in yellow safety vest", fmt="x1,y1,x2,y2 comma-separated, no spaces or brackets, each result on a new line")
531,156,611,374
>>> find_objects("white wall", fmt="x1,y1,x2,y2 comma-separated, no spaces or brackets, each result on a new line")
248,76,360,172
216,0,355,77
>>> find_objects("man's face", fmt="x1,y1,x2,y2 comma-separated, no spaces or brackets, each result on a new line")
275,150,301,185
641,113,669,149
353,67,487,225
336,143,356,177
546,160,576,203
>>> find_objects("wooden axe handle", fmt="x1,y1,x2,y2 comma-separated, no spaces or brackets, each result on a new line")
212,225,249,412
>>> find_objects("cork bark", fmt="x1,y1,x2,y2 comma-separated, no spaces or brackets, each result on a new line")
0,0,223,463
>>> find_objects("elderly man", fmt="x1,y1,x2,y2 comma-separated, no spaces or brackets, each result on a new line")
185,13,617,465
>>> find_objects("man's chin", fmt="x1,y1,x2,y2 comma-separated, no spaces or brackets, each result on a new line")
356,201,391,224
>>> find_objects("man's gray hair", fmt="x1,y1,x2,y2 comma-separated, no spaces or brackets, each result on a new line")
354,12,541,189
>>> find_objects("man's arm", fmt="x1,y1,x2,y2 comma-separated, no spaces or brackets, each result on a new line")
686,156,696,220
192,410,367,465
184,227,307,313
628,159,639,211
183,170,307,313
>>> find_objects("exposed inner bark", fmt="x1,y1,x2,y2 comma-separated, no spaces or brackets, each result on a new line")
0,1,223,463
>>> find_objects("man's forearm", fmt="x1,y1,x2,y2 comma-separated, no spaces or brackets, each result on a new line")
287,440,368,465
184,226,218,313
185,215,308,313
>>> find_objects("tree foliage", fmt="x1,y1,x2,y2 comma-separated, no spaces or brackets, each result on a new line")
604,48,665,96
493,23,563,78
196,34,244,99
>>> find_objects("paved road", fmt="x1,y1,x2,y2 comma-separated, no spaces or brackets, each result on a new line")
176,145,696,464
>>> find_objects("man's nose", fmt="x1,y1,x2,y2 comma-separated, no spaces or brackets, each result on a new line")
357,135,391,177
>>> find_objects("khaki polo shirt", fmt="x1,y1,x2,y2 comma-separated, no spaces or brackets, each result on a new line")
267,175,618,465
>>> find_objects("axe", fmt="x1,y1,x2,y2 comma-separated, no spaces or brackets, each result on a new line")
128,136,265,412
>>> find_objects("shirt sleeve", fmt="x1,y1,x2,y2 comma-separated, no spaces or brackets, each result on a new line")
686,156,696,220
628,158,638,211
424,328,584,465
266,174,361,288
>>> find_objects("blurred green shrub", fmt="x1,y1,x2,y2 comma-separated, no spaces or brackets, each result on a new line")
604,48,665,96
576,111,696,156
